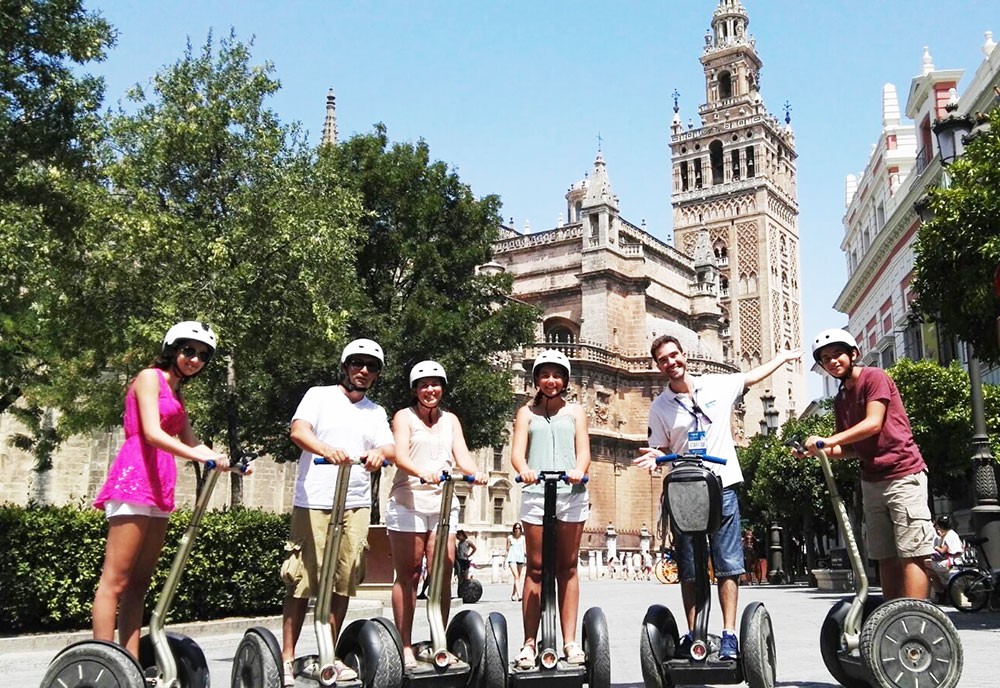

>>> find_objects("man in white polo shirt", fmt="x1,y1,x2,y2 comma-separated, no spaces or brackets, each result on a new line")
635,334,800,660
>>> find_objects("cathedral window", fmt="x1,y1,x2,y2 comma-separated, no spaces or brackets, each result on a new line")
709,141,724,185
730,149,740,181
681,161,689,191
745,146,755,177
694,159,703,189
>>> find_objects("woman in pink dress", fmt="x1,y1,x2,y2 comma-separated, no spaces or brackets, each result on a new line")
91,321,228,659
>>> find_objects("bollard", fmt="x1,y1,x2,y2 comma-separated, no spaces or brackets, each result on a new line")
767,522,786,584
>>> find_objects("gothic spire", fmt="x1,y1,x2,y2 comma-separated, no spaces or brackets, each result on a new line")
321,88,338,146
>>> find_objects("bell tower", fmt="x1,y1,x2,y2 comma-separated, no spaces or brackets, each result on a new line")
670,0,805,437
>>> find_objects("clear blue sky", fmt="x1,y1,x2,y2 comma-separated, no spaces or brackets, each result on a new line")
88,1,996,398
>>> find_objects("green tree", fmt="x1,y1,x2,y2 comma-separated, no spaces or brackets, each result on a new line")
886,358,992,500
37,33,364,495
913,107,1000,365
330,126,538,451
0,0,115,464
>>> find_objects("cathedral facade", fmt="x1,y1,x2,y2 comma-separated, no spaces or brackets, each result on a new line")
488,0,806,550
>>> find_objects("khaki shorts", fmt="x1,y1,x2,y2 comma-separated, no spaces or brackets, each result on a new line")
861,471,935,560
281,506,370,599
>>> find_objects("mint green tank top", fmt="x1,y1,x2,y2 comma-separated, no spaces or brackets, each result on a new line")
523,413,586,496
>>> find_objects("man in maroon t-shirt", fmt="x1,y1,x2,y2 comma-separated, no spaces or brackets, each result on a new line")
799,328,934,600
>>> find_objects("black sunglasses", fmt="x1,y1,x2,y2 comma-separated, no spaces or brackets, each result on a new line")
179,345,213,363
345,356,382,373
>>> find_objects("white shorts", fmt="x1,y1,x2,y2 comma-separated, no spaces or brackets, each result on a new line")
385,499,458,533
104,500,171,519
519,490,589,526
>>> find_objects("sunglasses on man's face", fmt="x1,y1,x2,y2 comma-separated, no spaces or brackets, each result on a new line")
179,345,213,363
345,357,382,373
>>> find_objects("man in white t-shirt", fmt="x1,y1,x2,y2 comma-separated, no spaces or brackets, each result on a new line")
634,334,800,661
279,338,395,686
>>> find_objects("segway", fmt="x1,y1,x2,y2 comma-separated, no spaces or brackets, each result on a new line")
638,453,776,688
510,471,610,688
788,439,963,688
41,452,256,688
390,469,506,688
232,457,401,688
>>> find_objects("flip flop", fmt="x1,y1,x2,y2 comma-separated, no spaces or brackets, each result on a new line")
564,641,586,665
515,643,537,670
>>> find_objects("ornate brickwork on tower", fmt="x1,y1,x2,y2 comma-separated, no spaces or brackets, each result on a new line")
670,0,806,434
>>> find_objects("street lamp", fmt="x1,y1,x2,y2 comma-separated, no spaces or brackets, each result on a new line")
759,391,779,436
917,100,1000,567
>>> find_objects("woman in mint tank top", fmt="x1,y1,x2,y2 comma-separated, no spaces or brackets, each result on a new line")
510,349,591,670
91,321,230,660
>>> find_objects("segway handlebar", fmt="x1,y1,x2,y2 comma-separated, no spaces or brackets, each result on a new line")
654,452,726,465
205,452,258,473
313,456,391,467
420,471,477,484
515,471,590,483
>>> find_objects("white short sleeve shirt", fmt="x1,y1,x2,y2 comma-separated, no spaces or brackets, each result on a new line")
647,373,746,489
291,385,394,510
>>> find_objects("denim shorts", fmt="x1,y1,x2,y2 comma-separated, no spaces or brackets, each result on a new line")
673,487,745,581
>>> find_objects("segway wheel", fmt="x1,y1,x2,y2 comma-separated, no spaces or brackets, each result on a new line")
446,609,487,672
459,578,484,603
946,569,990,613
860,598,963,688
819,597,881,688
480,612,509,688
638,604,678,688
739,602,776,688
231,627,283,688
338,617,403,688
40,640,145,688
139,631,209,688
582,607,611,688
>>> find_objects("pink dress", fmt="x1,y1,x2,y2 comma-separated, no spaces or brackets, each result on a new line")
93,369,188,512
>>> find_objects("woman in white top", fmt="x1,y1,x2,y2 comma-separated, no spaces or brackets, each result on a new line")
386,361,487,668
505,522,527,601
928,514,964,600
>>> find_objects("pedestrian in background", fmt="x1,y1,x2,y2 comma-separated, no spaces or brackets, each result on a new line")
92,321,229,659
505,522,527,601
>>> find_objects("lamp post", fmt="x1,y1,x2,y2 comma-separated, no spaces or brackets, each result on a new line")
917,97,1000,568
759,391,779,436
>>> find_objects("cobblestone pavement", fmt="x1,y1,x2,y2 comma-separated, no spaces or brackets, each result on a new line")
3,579,996,686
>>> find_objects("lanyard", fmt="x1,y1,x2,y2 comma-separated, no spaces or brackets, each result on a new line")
675,396,711,431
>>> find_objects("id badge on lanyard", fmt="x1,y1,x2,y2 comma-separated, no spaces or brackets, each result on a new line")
687,430,707,456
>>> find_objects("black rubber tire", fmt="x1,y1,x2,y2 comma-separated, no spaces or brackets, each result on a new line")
40,640,145,688
231,627,283,688
638,604,677,688
582,607,611,688
860,597,963,688
139,632,209,688
459,578,484,603
946,569,990,613
338,617,403,688
480,612,509,688
819,597,880,688
739,602,776,688
446,608,487,675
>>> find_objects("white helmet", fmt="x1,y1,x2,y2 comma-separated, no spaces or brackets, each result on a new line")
341,338,384,365
811,328,859,362
532,349,571,380
410,360,447,386
163,321,217,353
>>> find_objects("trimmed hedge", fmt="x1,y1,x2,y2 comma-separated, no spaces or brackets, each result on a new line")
0,504,289,634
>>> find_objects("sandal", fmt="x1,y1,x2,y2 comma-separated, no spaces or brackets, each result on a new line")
333,659,358,682
564,641,586,665
515,643,537,670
